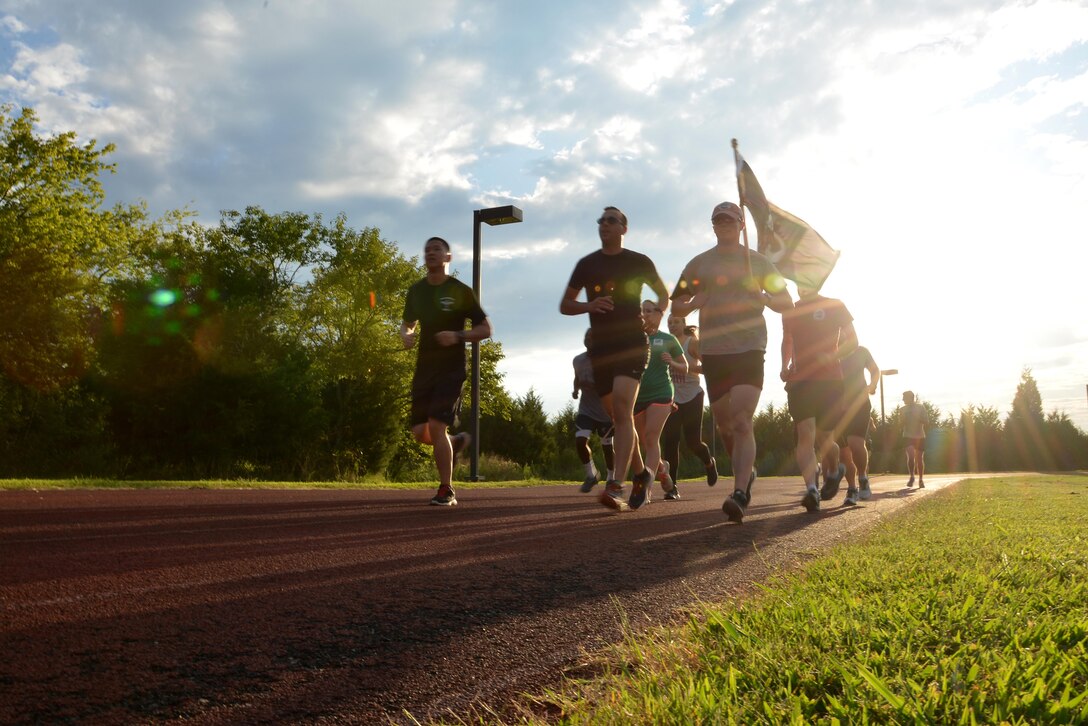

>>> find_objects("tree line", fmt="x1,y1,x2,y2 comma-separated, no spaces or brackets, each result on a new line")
2,105,1085,482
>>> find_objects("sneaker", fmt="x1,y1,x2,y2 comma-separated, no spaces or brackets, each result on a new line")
844,488,859,506
706,457,719,487
820,463,846,501
599,480,629,511
580,471,599,493
657,461,674,492
859,476,872,501
801,486,820,512
430,485,457,506
918,479,925,489
722,489,749,523
664,485,681,501
451,432,471,468
907,475,915,488
628,469,653,510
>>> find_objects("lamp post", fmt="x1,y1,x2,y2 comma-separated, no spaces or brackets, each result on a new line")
879,368,899,423
470,205,523,482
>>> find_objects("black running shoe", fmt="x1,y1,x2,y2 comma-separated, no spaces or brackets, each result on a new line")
580,472,599,493
628,468,652,510
820,463,846,501
801,487,820,512
706,457,719,487
664,486,681,501
451,432,471,469
430,485,457,506
844,488,859,506
722,489,748,523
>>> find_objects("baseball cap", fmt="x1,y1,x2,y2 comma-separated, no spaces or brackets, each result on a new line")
711,201,743,222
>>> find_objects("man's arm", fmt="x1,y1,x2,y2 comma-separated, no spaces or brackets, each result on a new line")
434,316,492,347
865,353,881,396
649,274,670,315
764,288,794,314
780,327,794,382
399,320,417,349
836,320,859,360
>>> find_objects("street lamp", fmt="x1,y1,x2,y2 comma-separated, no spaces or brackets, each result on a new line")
470,205,523,482
879,368,899,423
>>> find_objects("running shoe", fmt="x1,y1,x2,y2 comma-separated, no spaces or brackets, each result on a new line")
580,471,599,493
859,476,872,501
451,432,471,468
628,468,653,510
430,485,457,506
907,475,915,488
706,457,719,487
820,463,846,501
664,485,681,501
844,488,859,506
599,480,628,511
657,461,674,492
722,489,749,523
918,479,925,489
801,486,820,512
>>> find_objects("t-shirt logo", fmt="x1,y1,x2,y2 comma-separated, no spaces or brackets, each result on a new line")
439,296,456,311
813,309,826,321
653,338,664,348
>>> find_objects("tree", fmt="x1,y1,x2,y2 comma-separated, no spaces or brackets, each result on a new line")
0,105,153,390
1004,368,1049,470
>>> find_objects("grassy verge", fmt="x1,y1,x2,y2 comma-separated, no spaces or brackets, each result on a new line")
510,475,1088,725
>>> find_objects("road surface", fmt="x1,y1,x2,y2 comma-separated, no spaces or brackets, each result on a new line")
0,474,961,723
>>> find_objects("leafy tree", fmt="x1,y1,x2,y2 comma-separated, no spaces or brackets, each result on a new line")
484,388,555,471
0,105,153,390
1004,368,1049,470
298,218,418,477
958,405,1003,471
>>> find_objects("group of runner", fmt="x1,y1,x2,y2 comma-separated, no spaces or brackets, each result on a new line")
400,204,926,516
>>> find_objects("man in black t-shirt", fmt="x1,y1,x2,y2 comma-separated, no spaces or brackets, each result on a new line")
560,206,669,511
401,236,492,506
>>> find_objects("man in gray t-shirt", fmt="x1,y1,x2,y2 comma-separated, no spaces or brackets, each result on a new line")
671,201,792,523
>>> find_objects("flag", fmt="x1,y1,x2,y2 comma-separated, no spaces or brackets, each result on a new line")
736,152,840,291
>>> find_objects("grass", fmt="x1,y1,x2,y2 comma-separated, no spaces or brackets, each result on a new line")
497,475,1088,725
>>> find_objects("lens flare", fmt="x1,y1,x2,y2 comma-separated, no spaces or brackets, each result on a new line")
149,289,178,307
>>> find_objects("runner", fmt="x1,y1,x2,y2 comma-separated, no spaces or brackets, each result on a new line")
661,315,718,495
780,285,856,511
838,345,881,504
901,390,927,487
671,201,793,523
630,300,686,507
572,329,615,493
400,236,492,506
560,206,669,512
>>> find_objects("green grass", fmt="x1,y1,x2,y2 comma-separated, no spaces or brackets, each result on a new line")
506,475,1088,725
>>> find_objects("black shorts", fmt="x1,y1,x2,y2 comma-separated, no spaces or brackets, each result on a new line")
589,335,649,398
701,350,765,403
410,368,465,427
574,414,613,440
839,399,872,441
634,397,673,416
787,380,844,431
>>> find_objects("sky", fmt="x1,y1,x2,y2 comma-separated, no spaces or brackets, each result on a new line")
2,0,1087,431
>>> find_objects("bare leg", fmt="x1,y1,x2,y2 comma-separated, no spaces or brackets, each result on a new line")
603,376,644,483
795,418,819,488
725,384,761,492
415,419,453,487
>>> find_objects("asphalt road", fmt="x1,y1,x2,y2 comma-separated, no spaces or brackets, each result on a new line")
0,473,961,724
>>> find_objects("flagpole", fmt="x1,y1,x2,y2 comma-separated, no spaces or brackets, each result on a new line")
731,138,753,282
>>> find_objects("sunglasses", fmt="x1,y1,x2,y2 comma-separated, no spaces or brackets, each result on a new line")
597,215,623,225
